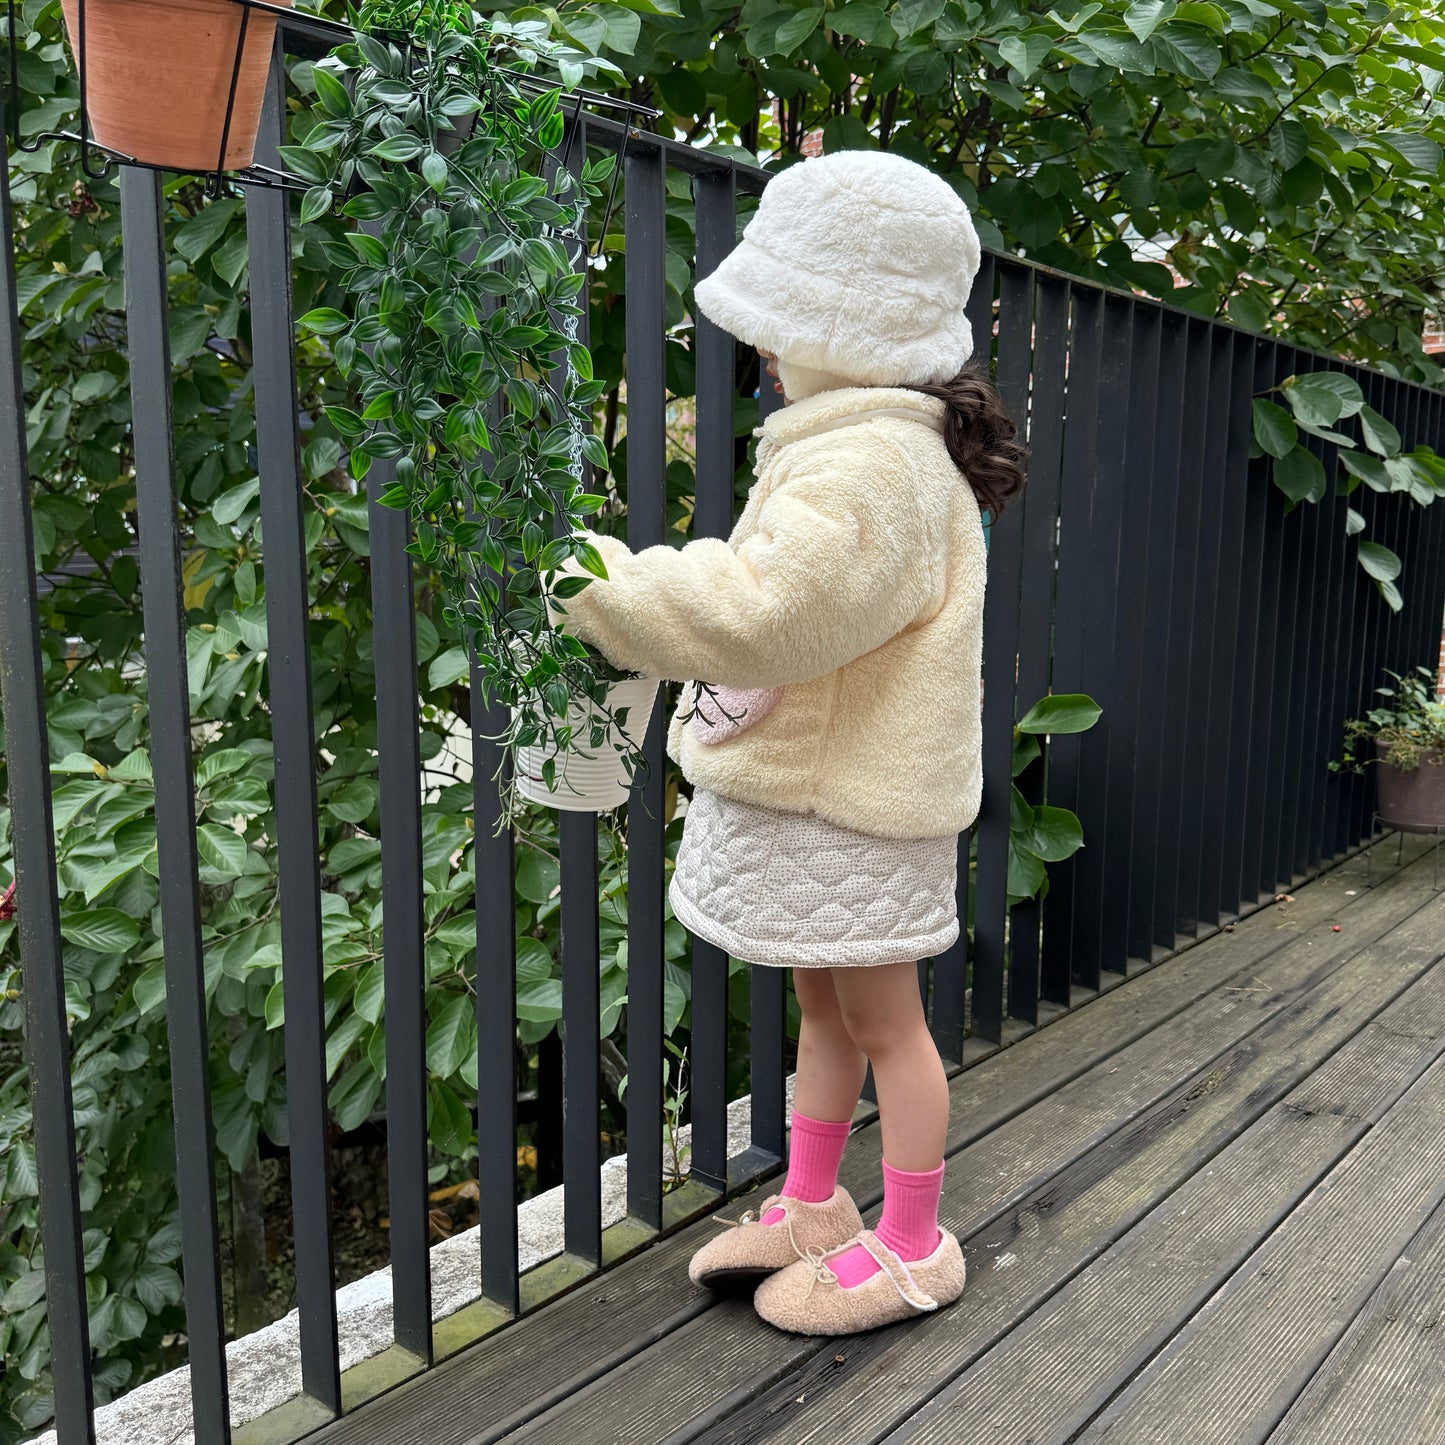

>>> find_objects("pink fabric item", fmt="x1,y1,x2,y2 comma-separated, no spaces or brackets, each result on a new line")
760,1110,853,1224
831,1159,945,1288
689,681,783,743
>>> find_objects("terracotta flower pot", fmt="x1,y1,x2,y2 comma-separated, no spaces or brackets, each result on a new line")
59,0,289,172
1373,737,1445,831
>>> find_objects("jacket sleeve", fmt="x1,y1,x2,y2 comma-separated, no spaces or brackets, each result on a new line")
544,433,937,689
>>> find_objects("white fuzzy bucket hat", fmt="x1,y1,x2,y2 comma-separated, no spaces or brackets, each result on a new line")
693,149,982,388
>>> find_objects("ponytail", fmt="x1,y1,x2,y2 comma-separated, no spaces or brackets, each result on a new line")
899,361,1027,522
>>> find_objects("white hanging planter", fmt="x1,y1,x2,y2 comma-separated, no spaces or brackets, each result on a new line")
513,673,661,812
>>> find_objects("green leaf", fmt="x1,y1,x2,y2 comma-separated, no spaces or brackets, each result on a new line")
1339,449,1391,491
516,977,563,1022
1344,507,1366,537
1267,118,1308,171
1281,372,1355,428
299,187,334,226
1024,805,1085,862
1356,540,1401,584
1272,446,1325,505
134,962,167,1015
776,5,823,54
298,308,350,336
1123,0,1174,42
421,151,449,192
344,232,389,267
426,992,475,1078
1006,835,1048,901
1227,291,1270,332
998,32,1054,78
196,824,249,879
1016,693,1102,735
515,936,553,984
311,64,352,117
1358,404,1401,458
60,909,140,953
369,134,424,162
516,848,561,904
1252,398,1297,458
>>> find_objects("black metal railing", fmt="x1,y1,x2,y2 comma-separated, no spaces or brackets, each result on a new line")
4,28,1445,1445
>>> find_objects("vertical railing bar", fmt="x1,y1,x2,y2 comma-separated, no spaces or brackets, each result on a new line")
475,280,518,1309
558,807,602,1259
119,166,231,1441
989,263,1033,1022
1324,361,1370,860
245,48,341,1411
1242,339,1284,903
930,251,996,1056
363,202,432,1358
1040,286,1102,983
686,164,737,1187
1303,358,1351,873
1069,292,1133,986
1286,350,1330,883
618,138,666,1233
1214,332,1260,917
1019,275,1070,1002
1128,310,1187,958
1270,346,1308,891
1098,301,1160,975
964,258,1011,1043
1352,368,1393,849
0,139,96,1445
1160,316,1212,941
471,813,518,1303
1188,325,1235,932
750,248,788,1146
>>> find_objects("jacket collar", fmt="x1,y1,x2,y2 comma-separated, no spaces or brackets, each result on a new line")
754,385,949,446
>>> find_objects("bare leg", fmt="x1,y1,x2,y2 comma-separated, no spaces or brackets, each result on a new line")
830,960,948,1170
791,967,869,1122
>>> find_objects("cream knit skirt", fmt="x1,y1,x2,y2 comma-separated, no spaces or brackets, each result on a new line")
667,786,960,969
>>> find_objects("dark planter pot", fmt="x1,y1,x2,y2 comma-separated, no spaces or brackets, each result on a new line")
1374,738,1445,831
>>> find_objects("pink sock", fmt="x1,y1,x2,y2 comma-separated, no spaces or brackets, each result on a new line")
760,1110,852,1224
831,1159,945,1288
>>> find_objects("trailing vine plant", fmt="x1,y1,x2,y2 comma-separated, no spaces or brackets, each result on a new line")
1251,370,1445,612
286,1,649,831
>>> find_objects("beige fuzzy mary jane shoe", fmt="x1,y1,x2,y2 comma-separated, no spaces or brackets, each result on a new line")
752,1225,966,1334
687,1186,866,1288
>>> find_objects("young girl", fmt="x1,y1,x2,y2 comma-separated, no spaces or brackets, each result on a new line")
546,149,1026,1334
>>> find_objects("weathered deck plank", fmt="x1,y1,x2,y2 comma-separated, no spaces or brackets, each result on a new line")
488,843,1445,1445
298,836,1440,1445
881,963,1445,1444
691,886,1445,1445
1079,1026,1445,1441
1269,1196,1445,1445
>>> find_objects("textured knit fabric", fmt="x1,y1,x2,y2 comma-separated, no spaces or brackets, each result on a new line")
691,150,981,387
545,384,989,839
687,1185,865,1288
668,786,959,968
759,1111,853,1223
753,1225,966,1333
832,1159,945,1288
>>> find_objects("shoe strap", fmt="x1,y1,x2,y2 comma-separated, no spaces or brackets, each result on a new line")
855,1228,940,1312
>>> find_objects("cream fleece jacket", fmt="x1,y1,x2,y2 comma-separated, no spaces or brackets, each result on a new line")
546,385,987,840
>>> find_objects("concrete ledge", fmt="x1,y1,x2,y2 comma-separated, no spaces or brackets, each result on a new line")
25,1073,800,1445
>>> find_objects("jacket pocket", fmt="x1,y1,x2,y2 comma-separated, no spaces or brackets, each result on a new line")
689,681,783,744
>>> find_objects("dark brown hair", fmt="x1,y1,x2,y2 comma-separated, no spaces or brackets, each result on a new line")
899,360,1027,521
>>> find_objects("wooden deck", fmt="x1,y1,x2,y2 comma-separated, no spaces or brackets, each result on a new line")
311,833,1445,1445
